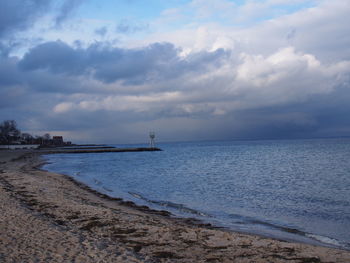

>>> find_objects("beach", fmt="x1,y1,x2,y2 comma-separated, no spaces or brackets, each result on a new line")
0,150,349,262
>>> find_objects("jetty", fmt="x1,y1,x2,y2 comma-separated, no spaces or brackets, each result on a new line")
37,147,162,154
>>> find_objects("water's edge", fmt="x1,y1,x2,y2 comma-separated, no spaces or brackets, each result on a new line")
41,152,349,251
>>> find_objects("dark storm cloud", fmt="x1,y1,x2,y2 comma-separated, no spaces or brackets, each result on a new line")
0,59,27,112
0,41,23,58
0,50,91,108
19,41,86,75
218,85,350,140
0,0,51,37
300,86,350,137
19,41,228,85
0,57,21,85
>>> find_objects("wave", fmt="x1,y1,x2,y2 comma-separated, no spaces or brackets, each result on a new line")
306,233,349,249
227,213,349,250
128,192,209,217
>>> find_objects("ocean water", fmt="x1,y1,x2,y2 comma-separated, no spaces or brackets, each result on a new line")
43,138,350,250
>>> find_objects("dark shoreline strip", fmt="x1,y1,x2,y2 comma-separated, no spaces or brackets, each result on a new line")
37,147,162,154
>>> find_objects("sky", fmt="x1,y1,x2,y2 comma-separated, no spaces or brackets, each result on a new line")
0,0,350,144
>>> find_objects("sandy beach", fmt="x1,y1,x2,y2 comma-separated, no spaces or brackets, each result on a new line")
0,150,349,262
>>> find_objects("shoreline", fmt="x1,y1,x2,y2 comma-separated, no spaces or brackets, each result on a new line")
42,151,347,251
1,150,350,262
41,148,349,251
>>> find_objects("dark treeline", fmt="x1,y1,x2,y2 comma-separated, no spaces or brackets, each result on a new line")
0,120,71,146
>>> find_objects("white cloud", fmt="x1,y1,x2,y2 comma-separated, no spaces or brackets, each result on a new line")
53,102,75,113
234,47,350,107
49,45,349,124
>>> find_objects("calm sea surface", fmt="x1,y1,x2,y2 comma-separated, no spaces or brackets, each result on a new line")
43,138,350,250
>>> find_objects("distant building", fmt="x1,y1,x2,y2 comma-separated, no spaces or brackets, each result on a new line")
52,136,64,146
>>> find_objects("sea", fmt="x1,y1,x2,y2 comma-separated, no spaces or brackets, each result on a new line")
43,138,350,250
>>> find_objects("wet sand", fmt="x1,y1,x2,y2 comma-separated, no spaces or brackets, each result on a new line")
0,150,349,262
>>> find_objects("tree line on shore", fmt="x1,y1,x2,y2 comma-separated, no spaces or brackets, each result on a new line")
0,120,71,146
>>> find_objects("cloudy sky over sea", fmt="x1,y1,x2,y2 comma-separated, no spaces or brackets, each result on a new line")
1,0,349,143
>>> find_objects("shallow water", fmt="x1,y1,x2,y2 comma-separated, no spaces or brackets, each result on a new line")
43,138,350,250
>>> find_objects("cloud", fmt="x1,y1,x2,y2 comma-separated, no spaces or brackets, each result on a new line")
116,19,149,34
95,26,108,37
19,41,86,75
0,0,85,59
0,0,51,37
148,0,349,60
1,0,350,143
0,57,21,85
55,0,83,27
6,35,350,142
234,47,348,105
17,39,348,117
19,41,227,85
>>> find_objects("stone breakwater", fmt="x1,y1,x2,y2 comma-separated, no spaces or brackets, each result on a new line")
40,147,162,154
0,149,349,262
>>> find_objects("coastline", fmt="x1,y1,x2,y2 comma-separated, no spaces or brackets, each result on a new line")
1,150,349,262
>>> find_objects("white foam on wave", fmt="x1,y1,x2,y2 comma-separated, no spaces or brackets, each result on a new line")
306,233,343,248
